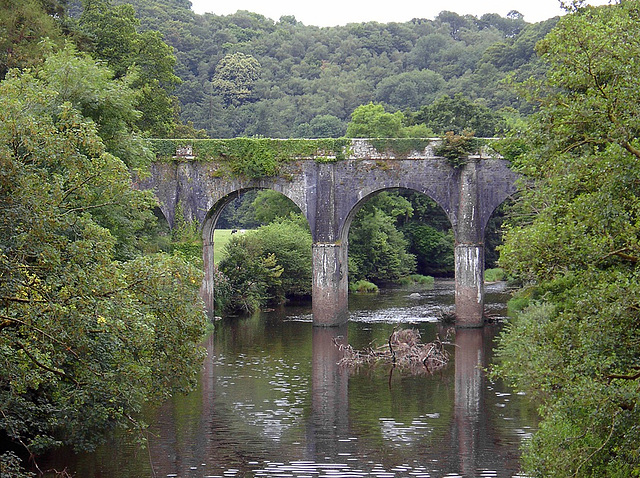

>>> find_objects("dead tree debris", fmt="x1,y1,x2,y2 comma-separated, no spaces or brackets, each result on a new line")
334,328,450,375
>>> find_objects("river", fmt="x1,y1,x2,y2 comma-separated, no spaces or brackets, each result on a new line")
45,280,538,477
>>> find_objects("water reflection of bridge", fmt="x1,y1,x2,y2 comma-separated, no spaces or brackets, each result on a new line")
139,324,529,477
308,326,525,475
142,138,519,327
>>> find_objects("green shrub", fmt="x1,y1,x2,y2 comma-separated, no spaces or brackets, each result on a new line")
350,280,379,294
172,242,203,268
484,267,506,282
507,294,530,315
218,218,312,313
506,286,541,315
398,274,435,287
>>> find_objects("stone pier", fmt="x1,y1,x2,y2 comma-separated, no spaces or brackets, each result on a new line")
312,243,349,326
454,160,485,327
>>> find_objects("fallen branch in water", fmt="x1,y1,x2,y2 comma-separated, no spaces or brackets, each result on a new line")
334,328,450,375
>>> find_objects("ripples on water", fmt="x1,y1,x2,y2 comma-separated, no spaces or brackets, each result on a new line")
44,280,537,478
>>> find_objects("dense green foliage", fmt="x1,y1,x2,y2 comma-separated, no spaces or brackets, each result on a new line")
349,192,417,283
346,103,411,138
0,45,206,471
76,0,183,137
217,218,312,313
0,0,66,79
1,0,191,140
402,223,454,275
0,0,556,141
412,93,506,137
493,2,640,476
107,0,555,138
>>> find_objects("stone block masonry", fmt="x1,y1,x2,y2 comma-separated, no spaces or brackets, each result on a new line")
140,139,519,327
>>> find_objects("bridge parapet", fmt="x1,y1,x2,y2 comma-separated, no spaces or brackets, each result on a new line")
148,137,501,164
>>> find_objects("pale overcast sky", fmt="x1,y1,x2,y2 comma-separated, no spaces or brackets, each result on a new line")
189,0,612,27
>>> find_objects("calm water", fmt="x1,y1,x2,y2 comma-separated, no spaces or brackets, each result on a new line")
46,280,538,477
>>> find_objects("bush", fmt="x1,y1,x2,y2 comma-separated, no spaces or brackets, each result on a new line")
218,218,312,313
350,280,379,294
484,267,505,282
172,241,203,268
506,293,530,315
398,274,435,287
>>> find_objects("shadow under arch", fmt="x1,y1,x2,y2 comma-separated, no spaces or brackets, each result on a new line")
483,193,519,272
200,186,311,317
338,186,454,246
340,187,456,283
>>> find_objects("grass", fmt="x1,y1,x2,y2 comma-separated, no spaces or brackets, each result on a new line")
484,267,506,282
350,280,379,294
213,229,251,264
398,274,435,287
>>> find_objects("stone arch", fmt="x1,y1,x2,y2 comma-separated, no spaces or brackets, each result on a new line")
201,184,310,246
475,160,522,240
200,185,312,317
143,154,521,327
482,190,520,269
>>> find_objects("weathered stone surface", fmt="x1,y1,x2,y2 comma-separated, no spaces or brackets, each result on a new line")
312,243,348,327
138,140,519,327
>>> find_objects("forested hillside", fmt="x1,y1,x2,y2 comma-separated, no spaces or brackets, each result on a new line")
116,0,557,138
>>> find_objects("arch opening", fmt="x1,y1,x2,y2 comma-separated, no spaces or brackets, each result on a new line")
203,187,313,317
482,193,519,280
344,187,456,291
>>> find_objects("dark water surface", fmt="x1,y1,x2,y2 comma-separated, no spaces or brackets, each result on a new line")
47,281,537,477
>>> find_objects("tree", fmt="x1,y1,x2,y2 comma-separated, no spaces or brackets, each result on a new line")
37,43,155,255
130,30,182,136
0,0,65,79
0,46,206,471
493,3,640,476
78,0,139,78
38,42,150,169
349,193,417,284
78,0,182,136
346,102,405,138
294,114,345,138
374,69,446,111
251,190,300,224
402,223,454,276
211,52,261,106
414,93,505,136
218,218,312,312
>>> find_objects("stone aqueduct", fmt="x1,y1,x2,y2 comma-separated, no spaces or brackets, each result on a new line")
141,139,520,327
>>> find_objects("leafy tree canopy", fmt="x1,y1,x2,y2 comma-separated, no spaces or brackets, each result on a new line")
77,0,182,136
111,0,555,138
0,41,206,469
37,42,152,173
0,0,65,79
493,2,640,476
346,103,405,138
211,52,261,106
414,93,506,136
